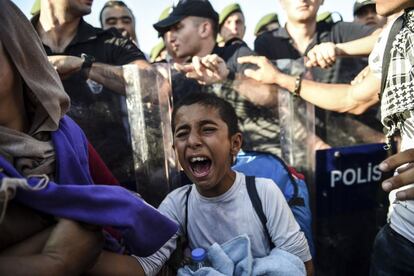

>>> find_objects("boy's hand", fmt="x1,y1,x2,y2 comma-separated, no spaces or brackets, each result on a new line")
379,149,414,200
174,55,229,85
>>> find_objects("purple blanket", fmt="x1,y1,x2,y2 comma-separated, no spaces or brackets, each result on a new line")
0,116,177,256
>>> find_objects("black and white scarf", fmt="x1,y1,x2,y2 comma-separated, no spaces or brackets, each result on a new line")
381,9,414,145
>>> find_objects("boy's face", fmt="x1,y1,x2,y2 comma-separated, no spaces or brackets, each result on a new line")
173,104,242,197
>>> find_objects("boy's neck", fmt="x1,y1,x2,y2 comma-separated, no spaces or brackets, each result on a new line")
196,170,237,198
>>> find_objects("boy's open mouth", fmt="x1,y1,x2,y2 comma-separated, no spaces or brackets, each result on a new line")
189,156,212,178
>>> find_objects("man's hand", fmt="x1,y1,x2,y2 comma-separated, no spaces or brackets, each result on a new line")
305,42,337,68
48,55,83,79
380,149,414,200
237,56,280,84
174,55,229,85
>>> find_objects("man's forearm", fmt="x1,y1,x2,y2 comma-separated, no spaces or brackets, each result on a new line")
335,28,381,57
88,62,126,95
49,55,151,96
88,60,151,95
275,73,378,114
231,73,279,107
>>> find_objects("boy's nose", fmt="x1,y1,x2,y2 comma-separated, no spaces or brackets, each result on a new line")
187,133,202,148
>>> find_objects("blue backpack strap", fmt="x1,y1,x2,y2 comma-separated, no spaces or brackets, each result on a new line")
245,175,275,249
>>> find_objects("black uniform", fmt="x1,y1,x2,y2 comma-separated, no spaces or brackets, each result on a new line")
32,16,146,186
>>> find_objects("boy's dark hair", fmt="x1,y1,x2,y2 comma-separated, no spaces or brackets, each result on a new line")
172,92,240,137
99,1,135,27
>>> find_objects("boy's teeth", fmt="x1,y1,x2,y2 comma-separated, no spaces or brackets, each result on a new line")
190,157,207,162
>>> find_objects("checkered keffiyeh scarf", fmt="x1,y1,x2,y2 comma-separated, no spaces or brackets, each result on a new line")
381,10,414,142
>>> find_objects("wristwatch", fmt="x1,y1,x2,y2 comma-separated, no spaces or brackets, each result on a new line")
292,74,303,97
80,53,95,78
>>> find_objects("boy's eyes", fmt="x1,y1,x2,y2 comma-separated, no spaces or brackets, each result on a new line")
174,130,188,138
202,127,217,133
174,127,217,138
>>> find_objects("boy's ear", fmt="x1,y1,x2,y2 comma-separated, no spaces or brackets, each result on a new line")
230,132,243,156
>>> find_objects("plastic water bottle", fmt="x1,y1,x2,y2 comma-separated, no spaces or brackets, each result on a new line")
190,248,208,272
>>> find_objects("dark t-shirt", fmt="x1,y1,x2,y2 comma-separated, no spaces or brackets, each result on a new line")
33,16,146,184
255,21,374,83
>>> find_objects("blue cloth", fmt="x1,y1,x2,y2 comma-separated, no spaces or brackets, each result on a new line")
0,116,178,257
177,235,305,276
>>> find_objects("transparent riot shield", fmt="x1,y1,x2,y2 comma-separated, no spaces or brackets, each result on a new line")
298,62,389,274
123,63,180,207
276,59,315,176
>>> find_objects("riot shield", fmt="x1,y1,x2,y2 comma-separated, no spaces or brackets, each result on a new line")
274,58,391,275
276,59,315,176
123,63,180,207
303,63,390,275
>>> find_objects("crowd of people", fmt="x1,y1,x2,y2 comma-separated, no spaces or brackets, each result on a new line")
1,0,414,275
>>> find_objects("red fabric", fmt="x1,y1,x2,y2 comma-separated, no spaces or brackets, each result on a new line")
87,142,119,185
88,142,122,241
288,166,305,180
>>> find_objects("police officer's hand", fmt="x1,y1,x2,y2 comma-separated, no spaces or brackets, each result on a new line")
237,56,280,84
174,54,229,85
48,55,83,79
380,149,414,200
305,42,337,69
